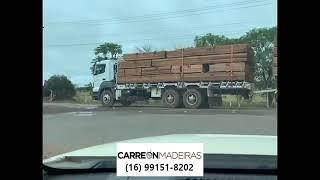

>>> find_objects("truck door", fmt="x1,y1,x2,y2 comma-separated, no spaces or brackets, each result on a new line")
92,63,106,93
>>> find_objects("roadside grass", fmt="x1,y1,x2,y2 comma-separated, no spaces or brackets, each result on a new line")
73,91,99,104
221,94,275,108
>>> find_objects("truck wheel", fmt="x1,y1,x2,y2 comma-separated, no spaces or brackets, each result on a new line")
183,88,202,109
162,89,181,108
100,90,114,107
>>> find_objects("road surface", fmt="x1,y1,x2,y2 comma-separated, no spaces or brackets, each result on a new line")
43,103,277,159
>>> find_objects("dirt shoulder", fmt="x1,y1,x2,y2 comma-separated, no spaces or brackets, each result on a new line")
43,102,98,114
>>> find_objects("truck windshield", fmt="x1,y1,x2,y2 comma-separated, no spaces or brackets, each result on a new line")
94,64,105,75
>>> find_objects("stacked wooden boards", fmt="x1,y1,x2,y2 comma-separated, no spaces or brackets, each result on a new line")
273,44,278,78
118,44,254,83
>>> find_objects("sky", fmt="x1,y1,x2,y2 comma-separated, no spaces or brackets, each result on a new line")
43,0,277,87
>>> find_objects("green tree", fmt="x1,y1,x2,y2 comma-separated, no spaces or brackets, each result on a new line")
106,43,122,59
43,75,76,100
240,27,277,89
94,44,109,59
91,42,122,75
194,33,229,47
94,42,122,59
193,27,277,90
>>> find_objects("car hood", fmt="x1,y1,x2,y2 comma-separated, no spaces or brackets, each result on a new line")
43,134,277,164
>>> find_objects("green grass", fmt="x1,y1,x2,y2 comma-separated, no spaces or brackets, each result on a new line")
221,94,273,108
73,91,99,104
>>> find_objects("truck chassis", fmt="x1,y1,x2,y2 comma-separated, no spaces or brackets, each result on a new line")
97,81,252,109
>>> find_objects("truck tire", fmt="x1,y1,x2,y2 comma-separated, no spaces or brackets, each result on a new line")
183,88,203,109
100,90,114,107
162,89,181,108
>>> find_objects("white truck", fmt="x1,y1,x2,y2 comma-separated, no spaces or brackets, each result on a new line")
91,59,253,109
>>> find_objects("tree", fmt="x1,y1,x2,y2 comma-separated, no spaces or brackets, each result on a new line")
94,44,109,59
91,42,122,75
106,43,122,59
95,42,122,59
193,27,277,90
135,44,154,53
43,75,76,100
94,42,122,59
194,33,229,47
240,27,277,89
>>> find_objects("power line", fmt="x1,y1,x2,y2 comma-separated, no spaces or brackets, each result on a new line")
48,20,257,41
45,0,271,26
46,0,264,24
44,3,272,43
44,29,250,47
92,1,272,26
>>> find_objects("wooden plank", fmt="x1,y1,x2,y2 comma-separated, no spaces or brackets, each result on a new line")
141,67,158,75
151,74,181,82
158,66,172,70
118,69,125,74
118,60,151,68
158,69,172,74
209,62,246,72
118,61,135,68
124,68,141,76
118,71,249,83
166,44,249,58
117,74,181,83
183,72,248,81
172,65,204,73
118,72,125,77
167,45,248,58
141,67,172,75
124,51,166,61
183,65,203,73
171,65,181,73
117,75,153,83
152,57,249,67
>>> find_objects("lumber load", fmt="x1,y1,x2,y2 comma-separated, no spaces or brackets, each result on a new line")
118,60,151,68
141,67,172,75
123,51,166,61
171,65,204,73
209,62,247,72
166,44,251,58
182,72,248,81
118,44,254,83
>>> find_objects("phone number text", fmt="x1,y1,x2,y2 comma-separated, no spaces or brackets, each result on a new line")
125,163,194,172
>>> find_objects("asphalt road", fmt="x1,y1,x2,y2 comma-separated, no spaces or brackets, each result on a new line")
43,103,277,159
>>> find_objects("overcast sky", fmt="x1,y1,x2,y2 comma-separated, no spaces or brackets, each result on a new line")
43,0,277,87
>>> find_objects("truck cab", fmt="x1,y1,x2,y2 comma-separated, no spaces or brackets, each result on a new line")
92,60,117,101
